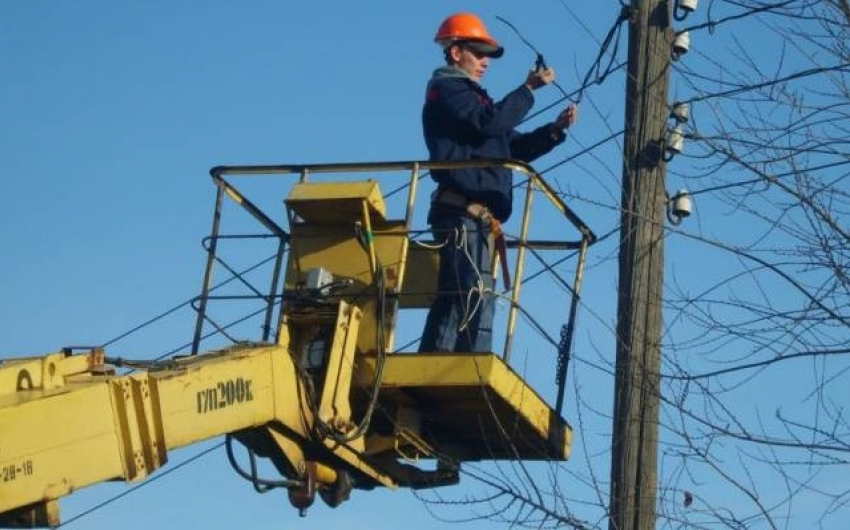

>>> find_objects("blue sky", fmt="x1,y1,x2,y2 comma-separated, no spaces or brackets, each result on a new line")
4,1,845,529
1,2,626,528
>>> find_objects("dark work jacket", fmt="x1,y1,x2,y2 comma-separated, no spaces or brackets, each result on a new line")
422,67,565,222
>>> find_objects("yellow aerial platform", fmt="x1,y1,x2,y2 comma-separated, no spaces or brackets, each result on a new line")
0,160,594,527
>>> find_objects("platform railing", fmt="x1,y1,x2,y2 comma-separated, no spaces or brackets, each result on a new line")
194,160,595,411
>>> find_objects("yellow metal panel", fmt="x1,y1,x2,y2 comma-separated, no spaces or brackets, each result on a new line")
109,376,166,481
270,324,315,435
0,359,44,399
319,438,397,489
0,499,60,528
284,221,409,293
318,303,361,430
130,376,167,476
286,181,386,224
150,347,280,449
355,353,572,461
0,383,127,514
398,243,439,308
361,353,499,386
284,221,409,353
0,351,104,399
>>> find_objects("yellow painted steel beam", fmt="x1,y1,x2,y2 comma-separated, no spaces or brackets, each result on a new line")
0,379,138,516
355,353,572,461
318,303,361,432
0,350,103,397
0,344,399,525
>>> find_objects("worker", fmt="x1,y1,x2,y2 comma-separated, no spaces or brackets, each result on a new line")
418,12,578,354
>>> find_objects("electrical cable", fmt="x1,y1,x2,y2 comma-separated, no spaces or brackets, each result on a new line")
498,6,630,109
312,225,391,444
538,129,625,176
572,6,630,105
442,225,485,333
337,263,388,442
225,434,302,492
681,157,850,199
150,302,282,364
678,61,850,107
495,16,571,99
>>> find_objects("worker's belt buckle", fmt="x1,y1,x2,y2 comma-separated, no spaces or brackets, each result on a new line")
434,189,494,225
466,203,493,225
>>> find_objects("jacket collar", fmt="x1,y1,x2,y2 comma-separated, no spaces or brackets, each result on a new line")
431,65,476,82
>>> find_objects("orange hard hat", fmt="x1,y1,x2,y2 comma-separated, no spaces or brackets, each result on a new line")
434,13,504,58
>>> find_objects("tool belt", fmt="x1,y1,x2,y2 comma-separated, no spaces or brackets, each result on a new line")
432,188,512,290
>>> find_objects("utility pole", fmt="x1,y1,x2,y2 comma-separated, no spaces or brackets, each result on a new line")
609,0,670,529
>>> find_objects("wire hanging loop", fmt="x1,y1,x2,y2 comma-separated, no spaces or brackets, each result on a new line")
495,15,570,99
496,7,631,107
573,5,631,105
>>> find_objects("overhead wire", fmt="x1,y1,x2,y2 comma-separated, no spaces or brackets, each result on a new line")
486,7,631,417
505,5,630,216
667,158,850,223
573,6,630,106
538,129,625,175
678,0,799,35
678,61,850,106
495,16,572,99
100,252,281,350
57,442,224,528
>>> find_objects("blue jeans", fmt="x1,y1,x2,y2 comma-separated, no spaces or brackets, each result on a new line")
419,212,494,353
